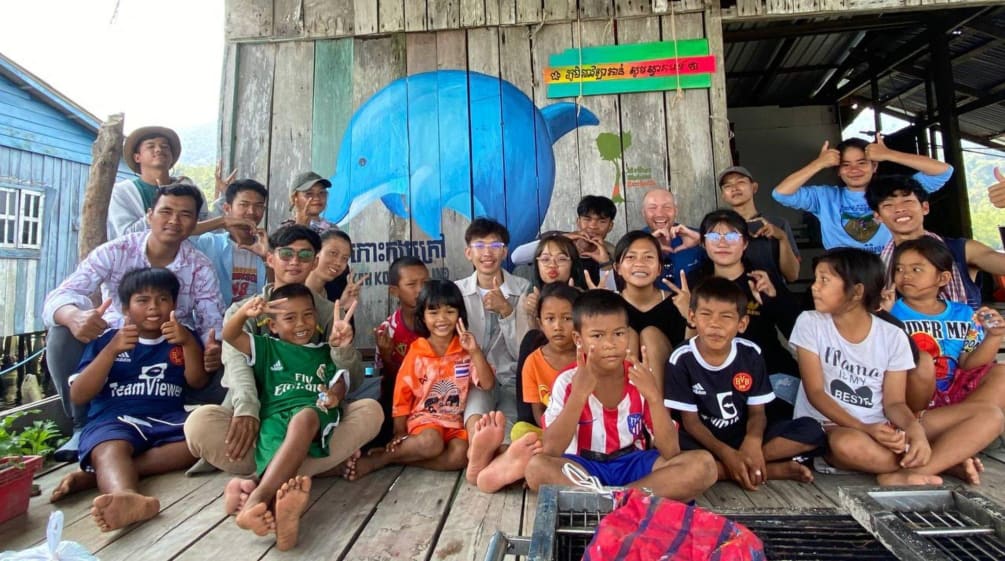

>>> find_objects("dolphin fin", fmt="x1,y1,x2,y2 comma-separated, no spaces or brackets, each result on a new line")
381,193,410,219
541,102,600,142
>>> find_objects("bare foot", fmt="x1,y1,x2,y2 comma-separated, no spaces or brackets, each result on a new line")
235,501,275,536
337,450,362,480
944,457,985,485
765,460,814,483
349,451,387,480
275,476,311,551
467,411,505,484
224,478,258,515
877,470,943,486
477,432,542,493
50,470,97,502
90,491,160,532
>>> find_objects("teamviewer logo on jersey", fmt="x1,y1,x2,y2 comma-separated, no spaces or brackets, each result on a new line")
139,363,167,380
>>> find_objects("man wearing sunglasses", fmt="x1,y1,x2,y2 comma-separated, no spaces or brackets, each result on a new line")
184,224,382,478
44,182,227,460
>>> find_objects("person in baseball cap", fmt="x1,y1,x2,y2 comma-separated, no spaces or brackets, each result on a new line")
717,165,801,283
282,171,339,233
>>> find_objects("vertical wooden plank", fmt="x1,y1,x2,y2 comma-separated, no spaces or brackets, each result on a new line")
304,0,355,36
499,0,517,24
429,0,461,30
346,34,407,347
485,0,501,25
405,31,438,276
573,20,627,242
661,12,716,227
436,30,472,281
312,39,355,177
218,44,239,174
516,0,542,23
530,23,581,235
737,0,765,16
267,41,315,231
705,4,731,180
405,1,427,31
354,0,379,34
225,0,273,39
498,25,539,240
467,27,500,75
232,43,276,210
543,0,575,20
579,0,614,18
434,483,524,561
617,16,670,233
616,0,653,16
378,0,405,32
460,0,486,27
274,0,305,36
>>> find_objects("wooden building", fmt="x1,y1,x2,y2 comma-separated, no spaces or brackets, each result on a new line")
220,0,1003,343
0,53,131,337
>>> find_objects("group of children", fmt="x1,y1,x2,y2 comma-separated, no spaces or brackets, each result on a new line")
47,136,1005,551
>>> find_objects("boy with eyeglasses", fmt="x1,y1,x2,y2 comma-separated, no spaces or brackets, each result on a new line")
455,218,530,485
183,224,383,483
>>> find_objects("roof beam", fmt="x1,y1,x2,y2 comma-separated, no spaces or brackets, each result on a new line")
751,37,798,102
963,19,1005,40
727,64,838,78
724,14,922,42
832,8,991,102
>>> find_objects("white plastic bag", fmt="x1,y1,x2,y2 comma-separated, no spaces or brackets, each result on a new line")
0,511,97,560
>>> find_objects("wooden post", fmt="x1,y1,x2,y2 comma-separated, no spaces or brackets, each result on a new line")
929,22,971,239
79,113,124,260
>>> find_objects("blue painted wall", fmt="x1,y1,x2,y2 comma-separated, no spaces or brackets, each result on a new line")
0,73,97,166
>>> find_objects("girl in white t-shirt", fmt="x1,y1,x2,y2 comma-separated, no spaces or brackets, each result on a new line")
792,247,1002,486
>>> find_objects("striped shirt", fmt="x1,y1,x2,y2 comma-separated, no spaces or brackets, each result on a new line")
543,362,655,456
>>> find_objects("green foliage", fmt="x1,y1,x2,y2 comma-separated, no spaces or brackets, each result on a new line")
175,164,218,208
596,132,623,162
964,152,1004,251
0,410,66,459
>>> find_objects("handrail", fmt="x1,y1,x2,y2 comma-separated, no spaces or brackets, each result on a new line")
0,346,45,376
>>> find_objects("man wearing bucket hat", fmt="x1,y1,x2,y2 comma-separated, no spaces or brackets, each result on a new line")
108,126,246,241
280,171,340,233
717,165,801,283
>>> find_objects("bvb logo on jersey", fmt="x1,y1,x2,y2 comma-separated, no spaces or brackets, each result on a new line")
732,372,753,392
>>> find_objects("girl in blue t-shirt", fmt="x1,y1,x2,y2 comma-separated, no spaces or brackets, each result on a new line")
890,237,1005,411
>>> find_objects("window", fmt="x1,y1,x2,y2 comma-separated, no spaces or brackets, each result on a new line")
0,187,44,250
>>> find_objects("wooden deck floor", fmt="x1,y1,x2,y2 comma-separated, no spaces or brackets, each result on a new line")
4,448,1005,560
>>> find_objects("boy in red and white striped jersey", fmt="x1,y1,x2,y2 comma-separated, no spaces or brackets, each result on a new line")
524,290,716,500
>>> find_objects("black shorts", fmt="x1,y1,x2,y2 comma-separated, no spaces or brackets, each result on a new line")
679,416,825,454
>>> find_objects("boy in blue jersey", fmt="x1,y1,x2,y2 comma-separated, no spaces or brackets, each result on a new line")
49,268,208,532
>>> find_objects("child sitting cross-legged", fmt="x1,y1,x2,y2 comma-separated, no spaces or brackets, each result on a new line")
49,268,208,532
222,283,356,550
665,277,825,491
795,248,1003,486
524,290,716,500
351,279,495,478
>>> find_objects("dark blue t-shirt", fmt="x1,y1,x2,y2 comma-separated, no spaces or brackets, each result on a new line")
72,329,197,422
640,225,704,289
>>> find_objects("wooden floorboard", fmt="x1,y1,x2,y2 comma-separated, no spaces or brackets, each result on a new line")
7,460,1005,560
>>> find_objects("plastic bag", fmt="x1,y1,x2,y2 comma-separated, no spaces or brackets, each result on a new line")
0,511,97,560
582,488,766,561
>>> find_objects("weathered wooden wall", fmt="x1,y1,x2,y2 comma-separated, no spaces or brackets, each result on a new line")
220,0,736,345
0,146,88,336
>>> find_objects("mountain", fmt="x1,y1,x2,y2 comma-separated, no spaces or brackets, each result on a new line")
175,121,218,166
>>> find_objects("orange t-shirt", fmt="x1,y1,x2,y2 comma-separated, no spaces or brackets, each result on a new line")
392,336,479,430
521,348,569,407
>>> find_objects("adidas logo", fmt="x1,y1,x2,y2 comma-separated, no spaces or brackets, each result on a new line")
271,360,284,372
691,383,706,396
114,352,131,363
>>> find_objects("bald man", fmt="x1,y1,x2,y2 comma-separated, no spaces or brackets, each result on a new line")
640,189,704,289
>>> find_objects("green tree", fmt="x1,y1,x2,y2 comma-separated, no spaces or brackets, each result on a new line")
596,132,631,203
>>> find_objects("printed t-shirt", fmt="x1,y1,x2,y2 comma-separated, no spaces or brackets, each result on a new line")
665,337,774,445
249,334,338,419
231,247,263,302
520,347,568,406
393,336,478,430
543,362,656,456
790,311,915,424
72,329,197,422
891,299,981,394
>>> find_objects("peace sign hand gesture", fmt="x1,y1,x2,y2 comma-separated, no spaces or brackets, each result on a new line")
456,318,483,387
583,269,612,291
666,270,691,319
627,345,660,403
329,299,357,348
341,272,370,308
215,160,238,199
746,270,776,305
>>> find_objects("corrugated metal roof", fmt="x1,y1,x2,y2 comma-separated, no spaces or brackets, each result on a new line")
724,5,1005,149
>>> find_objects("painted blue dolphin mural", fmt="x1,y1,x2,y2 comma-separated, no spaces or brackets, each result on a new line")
323,70,599,254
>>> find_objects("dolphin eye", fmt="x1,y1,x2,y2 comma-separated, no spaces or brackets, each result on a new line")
358,157,367,167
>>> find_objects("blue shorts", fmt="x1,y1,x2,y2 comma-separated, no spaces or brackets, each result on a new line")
78,410,189,472
563,449,660,487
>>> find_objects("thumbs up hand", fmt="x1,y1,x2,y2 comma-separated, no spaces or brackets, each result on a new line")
988,167,1005,209
161,310,192,345
68,299,112,343
483,276,514,318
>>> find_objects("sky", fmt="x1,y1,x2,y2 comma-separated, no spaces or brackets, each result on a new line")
0,0,223,132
